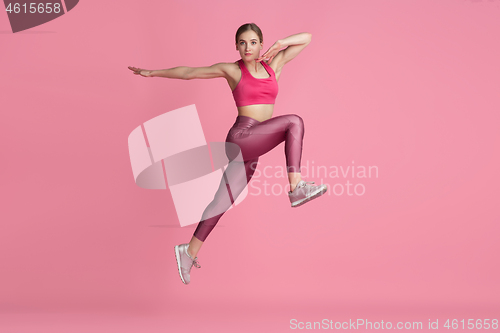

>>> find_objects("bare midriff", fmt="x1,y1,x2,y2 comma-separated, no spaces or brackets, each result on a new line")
237,104,274,122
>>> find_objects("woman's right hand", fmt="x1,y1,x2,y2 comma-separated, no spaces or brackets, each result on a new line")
128,66,153,77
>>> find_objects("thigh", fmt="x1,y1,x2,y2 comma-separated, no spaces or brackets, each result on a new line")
228,115,295,161
244,157,259,182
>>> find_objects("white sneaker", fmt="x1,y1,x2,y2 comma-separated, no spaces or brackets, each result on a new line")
174,243,201,285
288,180,328,207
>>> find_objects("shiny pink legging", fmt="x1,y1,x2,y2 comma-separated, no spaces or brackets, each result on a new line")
193,114,304,242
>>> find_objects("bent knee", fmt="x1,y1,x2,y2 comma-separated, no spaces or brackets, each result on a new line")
289,114,304,129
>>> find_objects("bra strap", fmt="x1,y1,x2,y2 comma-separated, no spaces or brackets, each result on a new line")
260,60,274,76
238,59,248,75
239,58,274,77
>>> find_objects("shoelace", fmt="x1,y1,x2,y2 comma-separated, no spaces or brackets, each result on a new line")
291,180,316,193
298,181,315,188
192,259,201,268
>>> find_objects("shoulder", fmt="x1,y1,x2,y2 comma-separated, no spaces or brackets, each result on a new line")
211,61,238,72
210,62,240,79
187,62,240,80
225,60,241,76
218,61,240,73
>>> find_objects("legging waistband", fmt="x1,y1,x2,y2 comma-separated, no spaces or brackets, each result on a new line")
232,115,262,129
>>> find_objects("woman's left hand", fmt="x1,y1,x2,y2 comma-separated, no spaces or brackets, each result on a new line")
255,40,282,70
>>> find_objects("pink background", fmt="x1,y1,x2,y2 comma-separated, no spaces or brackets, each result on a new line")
1,0,499,332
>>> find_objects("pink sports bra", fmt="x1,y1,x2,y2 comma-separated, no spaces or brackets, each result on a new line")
232,59,279,107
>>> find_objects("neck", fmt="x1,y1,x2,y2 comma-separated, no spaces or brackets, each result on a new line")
242,58,262,69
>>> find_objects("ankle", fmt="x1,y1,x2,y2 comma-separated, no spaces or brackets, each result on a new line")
290,180,303,192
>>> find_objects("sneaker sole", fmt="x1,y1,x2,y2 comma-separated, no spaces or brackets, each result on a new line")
291,184,328,208
174,245,187,284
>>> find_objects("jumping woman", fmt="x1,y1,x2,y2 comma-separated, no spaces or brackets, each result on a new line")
128,23,328,285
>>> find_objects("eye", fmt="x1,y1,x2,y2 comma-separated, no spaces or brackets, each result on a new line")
252,42,256,44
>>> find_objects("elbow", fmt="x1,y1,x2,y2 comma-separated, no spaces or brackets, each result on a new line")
183,67,192,80
302,32,312,45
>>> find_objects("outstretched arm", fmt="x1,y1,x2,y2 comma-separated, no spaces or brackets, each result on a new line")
128,63,228,80
128,66,190,79
151,66,192,79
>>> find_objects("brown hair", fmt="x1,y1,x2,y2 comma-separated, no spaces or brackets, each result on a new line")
235,23,263,45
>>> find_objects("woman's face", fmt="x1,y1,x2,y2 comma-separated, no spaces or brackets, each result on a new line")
236,30,262,60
